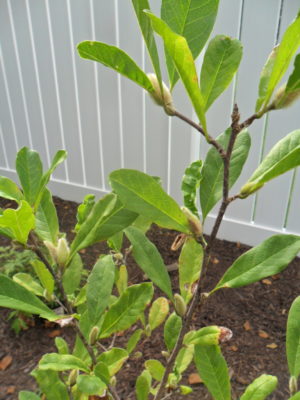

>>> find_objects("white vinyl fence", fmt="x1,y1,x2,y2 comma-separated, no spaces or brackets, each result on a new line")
0,0,299,246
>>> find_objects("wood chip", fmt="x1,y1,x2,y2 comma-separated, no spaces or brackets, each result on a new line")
47,329,62,338
236,241,241,248
271,274,280,280
188,373,203,384
212,257,219,264
266,343,278,349
236,376,250,385
258,330,269,339
6,386,16,394
262,279,272,285
228,345,238,352
243,320,251,331
0,355,12,371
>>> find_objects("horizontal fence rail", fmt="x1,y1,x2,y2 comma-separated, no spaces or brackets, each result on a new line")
0,0,299,246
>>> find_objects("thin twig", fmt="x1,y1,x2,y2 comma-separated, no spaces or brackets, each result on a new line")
173,110,226,157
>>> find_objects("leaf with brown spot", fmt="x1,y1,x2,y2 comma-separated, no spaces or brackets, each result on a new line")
0,355,12,370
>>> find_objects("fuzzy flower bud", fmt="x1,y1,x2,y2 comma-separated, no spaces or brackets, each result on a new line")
89,326,100,345
273,84,300,109
174,293,187,317
56,238,70,267
289,376,298,395
44,240,57,261
68,369,78,386
44,238,70,268
147,73,175,116
181,207,202,237
145,324,152,337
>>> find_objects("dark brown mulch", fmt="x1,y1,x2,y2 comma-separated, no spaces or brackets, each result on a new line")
0,196,299,399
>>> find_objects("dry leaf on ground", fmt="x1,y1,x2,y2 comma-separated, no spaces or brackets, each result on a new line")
0,355,12,371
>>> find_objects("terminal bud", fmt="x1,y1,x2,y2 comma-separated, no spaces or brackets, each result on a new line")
89,326,100,345
147,73,175,116
174,293,187,317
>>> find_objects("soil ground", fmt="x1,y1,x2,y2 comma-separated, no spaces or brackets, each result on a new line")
0,196,299,399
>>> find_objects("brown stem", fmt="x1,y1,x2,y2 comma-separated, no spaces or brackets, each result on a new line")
173,110,226,158
154,104,243,400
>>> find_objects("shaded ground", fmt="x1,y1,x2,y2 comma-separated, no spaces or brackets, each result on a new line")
0,196,299,399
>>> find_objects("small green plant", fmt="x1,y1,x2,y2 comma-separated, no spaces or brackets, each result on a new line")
1,1,300,399
0,245,36,277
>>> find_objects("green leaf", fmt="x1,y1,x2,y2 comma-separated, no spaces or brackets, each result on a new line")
174,345,194,375
286,54,300,93
164,312,182,352
145,11,207,131
77,41,154,92
62,253,83,295
125,226,173,299
94,361,110,385
179,237,203,303
34,150,67,211
194,344,231,400
214,234,300,290
0,274,57,320
262,13,300,108
75,194,95,232
136,370,152,400
241,130,300,196
107,231,123,252
30,370,68,400
131,0,162,87
13,273,44,296
184,326,222,346
149,297,169,331
256,46,279,112
287,296,300,379
40,150,67,190
16,147,43,206
161,0,219,88
126,329,144,353
110,169,190,233
31,259,54,295
240,374,278,400
39,353,90,372
97,347,128,376
76,375,106,395
70,193,137,257
55,337,69,355
200,35,243,110
181,160,202,217
19,391,41,400
86,255,115,325
145,359,165,381
0,176,24,202
35,188,59,244
200,128,250,219
0,200,35,244
100,283,153,338
132,215,153,233
289,393,300,400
